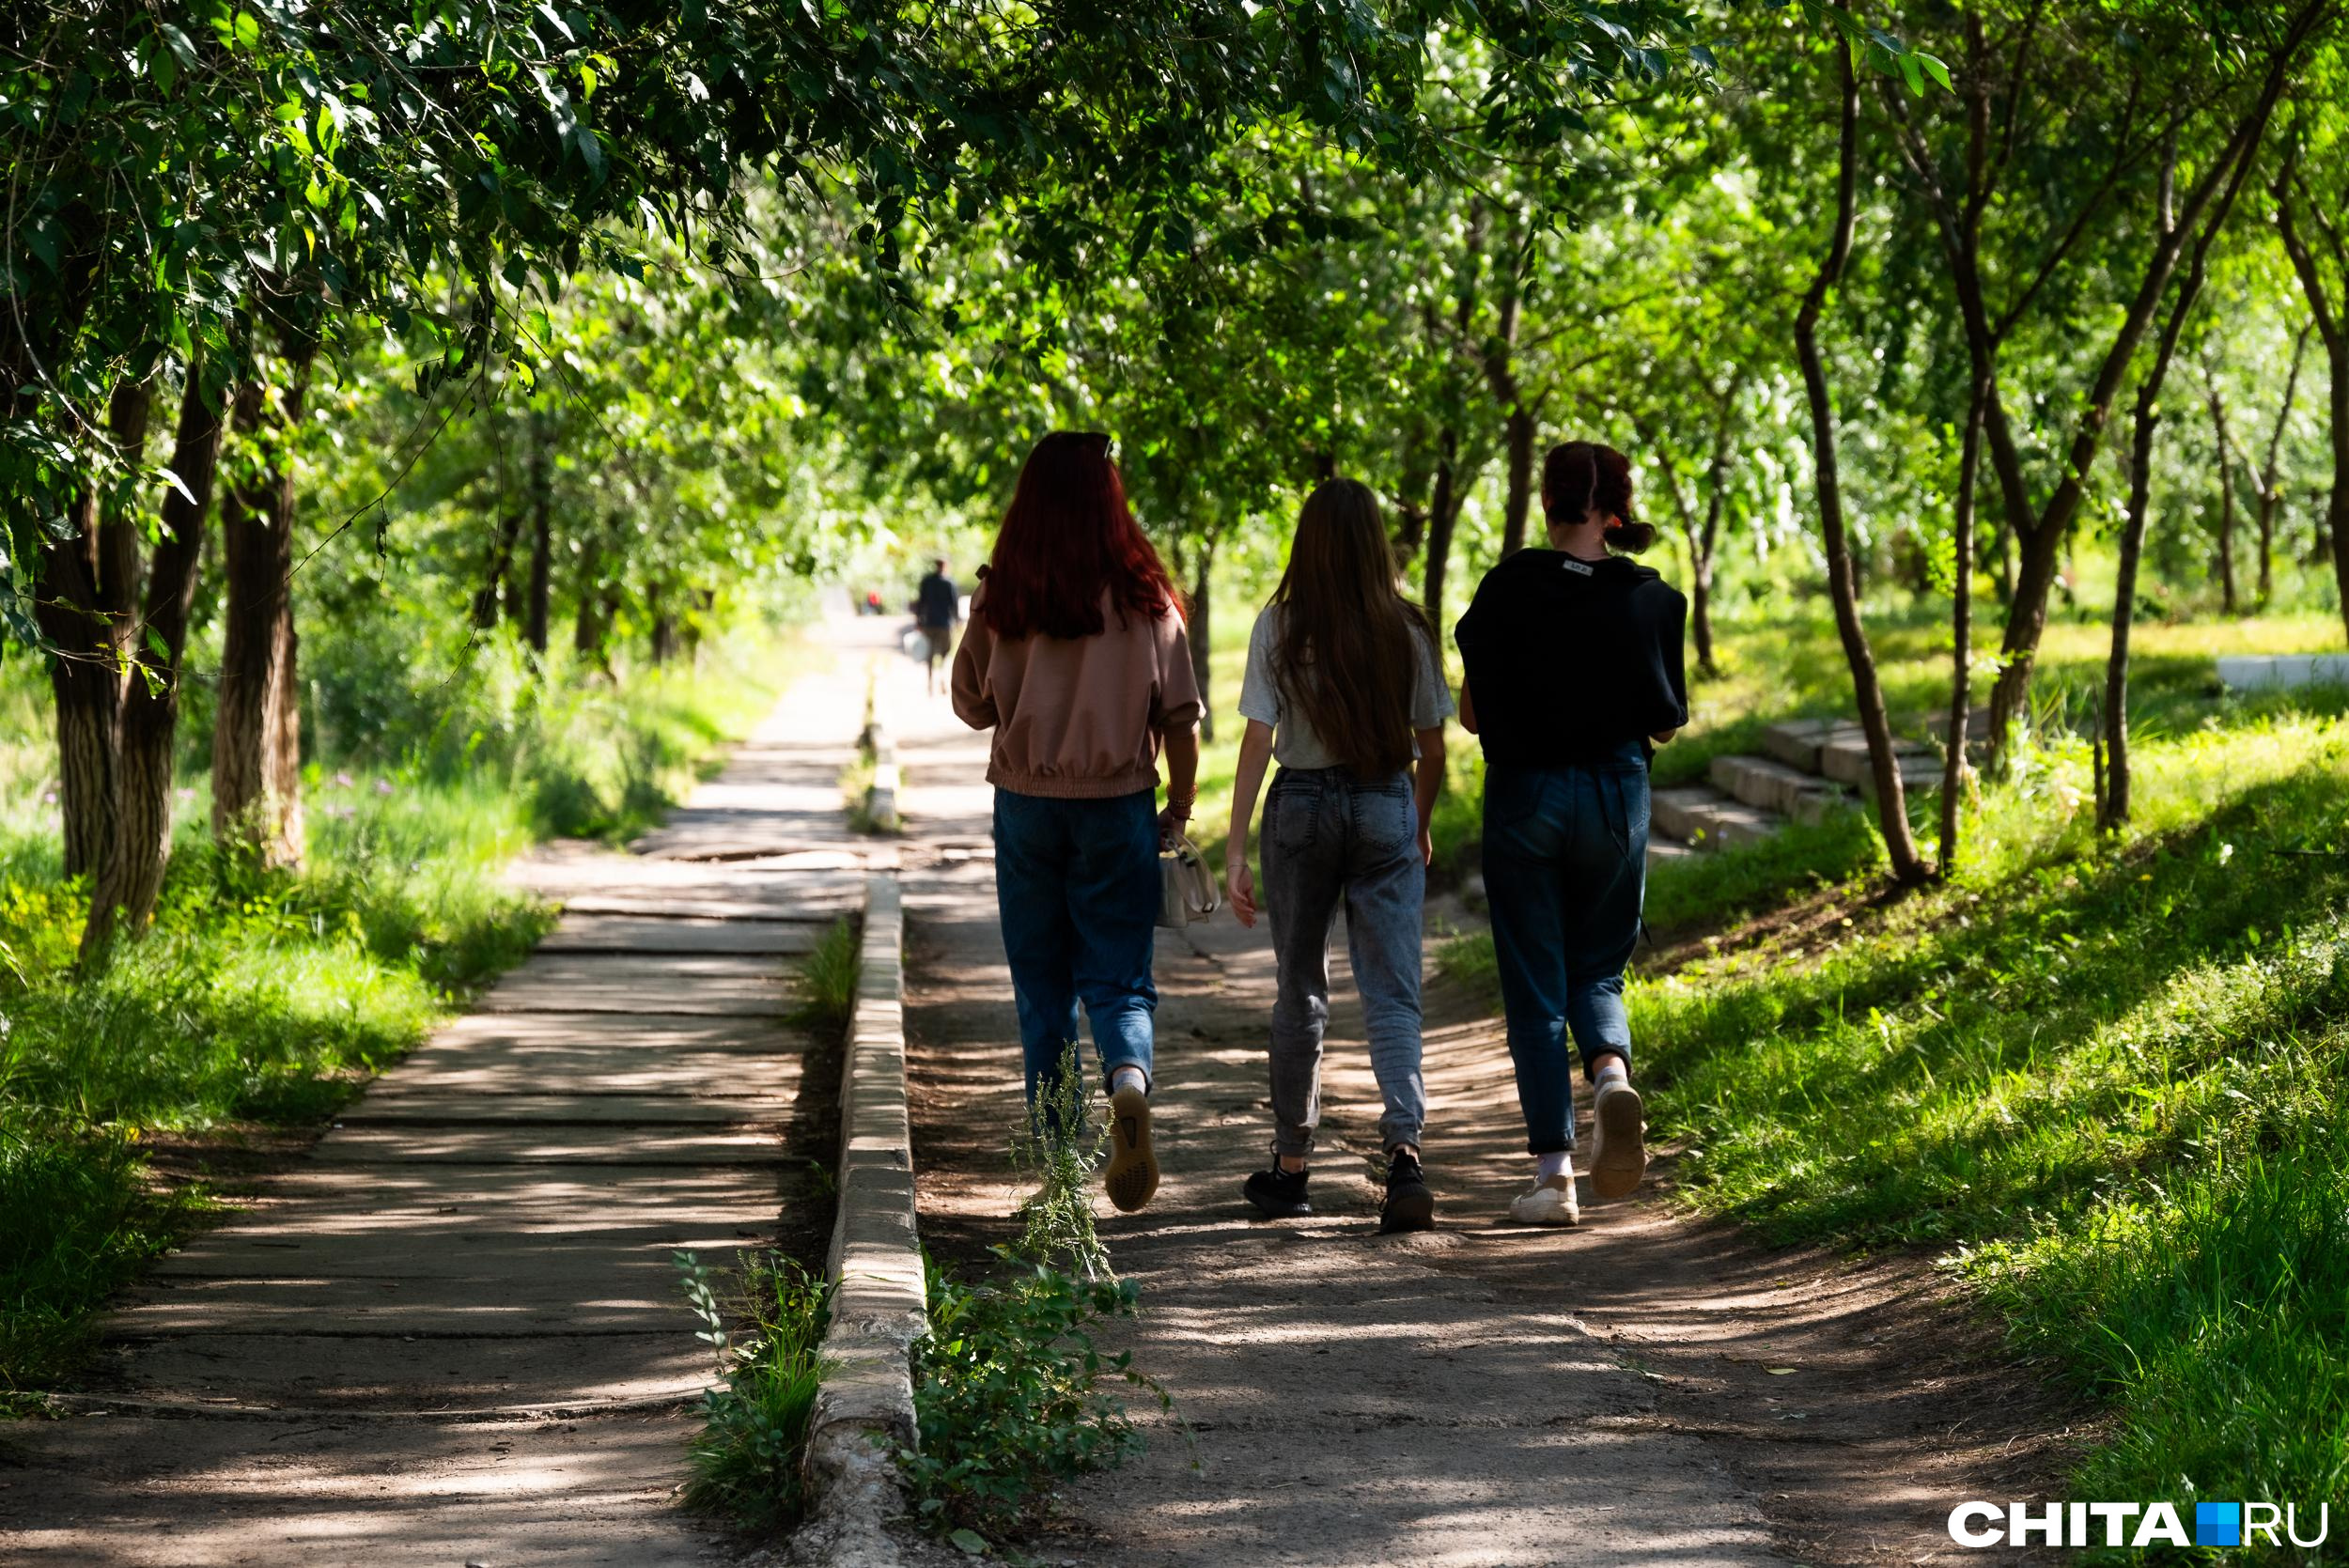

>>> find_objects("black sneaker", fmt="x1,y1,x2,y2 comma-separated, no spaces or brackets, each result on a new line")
1243,1164,1312,1219
1380,1151,1436,1234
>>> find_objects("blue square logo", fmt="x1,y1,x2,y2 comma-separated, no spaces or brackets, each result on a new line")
2196,1502,2242,1547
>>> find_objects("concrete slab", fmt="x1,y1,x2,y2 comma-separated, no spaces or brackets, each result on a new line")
314,1125,779,1165
538,914,824,955
105,1272,704,1337
555,892,855,922
388,1043,800,1097
1759,717,1861,772
1702,800,1781,848
342,1090,772,1125
1819,733,1940,792
479,954,792,1016
153,1226,778,1282
1708,753,1847,817
101,1330,710,1408
1647,838,1698,864
2217,652,2349,691
1653,784,1733,845
0,1414,722,1567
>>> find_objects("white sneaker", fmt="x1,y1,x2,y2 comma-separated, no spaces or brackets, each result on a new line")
1590,1079,1647,1201
1508,1172,1580,1225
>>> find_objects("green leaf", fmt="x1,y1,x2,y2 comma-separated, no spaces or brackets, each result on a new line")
948,1528,988,1554
233,9,259,49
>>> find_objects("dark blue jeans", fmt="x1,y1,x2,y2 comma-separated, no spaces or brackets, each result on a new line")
1482,742,1649,1154
992,787,1159,1108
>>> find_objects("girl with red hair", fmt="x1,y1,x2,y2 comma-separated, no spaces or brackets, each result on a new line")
951,432,1203,1213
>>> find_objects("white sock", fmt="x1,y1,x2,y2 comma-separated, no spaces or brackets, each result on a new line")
1109,1065,1148,1097
1595,1058,1630,1091
1535,1150,1572,1183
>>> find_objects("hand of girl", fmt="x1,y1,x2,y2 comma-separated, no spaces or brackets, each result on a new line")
1418,823,1434,868
1226,861,1257,927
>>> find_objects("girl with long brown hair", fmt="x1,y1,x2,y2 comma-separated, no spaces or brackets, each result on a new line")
952,431,1203,1214
1224,478,1454,1233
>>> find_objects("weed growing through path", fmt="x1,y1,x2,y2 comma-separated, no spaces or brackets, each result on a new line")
793,916,861,1036
1009,1044,1113,1279
897,1046,1171,1551
677,1250,832,1530
901,1252,1163,1551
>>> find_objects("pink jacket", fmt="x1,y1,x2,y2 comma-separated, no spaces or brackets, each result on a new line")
951,583,1203,799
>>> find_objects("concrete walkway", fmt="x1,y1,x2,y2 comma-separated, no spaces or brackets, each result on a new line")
1,624,891,1566
891,681,2061,1565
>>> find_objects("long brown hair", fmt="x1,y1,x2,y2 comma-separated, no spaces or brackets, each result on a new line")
1268,478,1429,777
980,431,1179,640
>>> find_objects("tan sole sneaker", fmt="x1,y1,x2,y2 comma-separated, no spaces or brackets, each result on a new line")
1103,1087,1159,1213
1590,1080,1647,1201
1508,1172,1580,1225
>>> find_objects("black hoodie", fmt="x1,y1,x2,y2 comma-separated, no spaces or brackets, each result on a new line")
1454,550,1688,768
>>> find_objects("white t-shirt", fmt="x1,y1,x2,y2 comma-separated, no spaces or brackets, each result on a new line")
1237,605,1455,770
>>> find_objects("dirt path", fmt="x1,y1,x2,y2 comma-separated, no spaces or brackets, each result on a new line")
0,625,893,1566
894,700,2072,1566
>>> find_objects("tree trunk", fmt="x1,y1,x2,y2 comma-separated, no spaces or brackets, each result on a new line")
1692,487,1721,677
2102,104,2263,830
2209,386,2239,613
1500,405,1535,557
1424,431,1464,632
1190,546,1215,744
524,412,552,655
211,325,319,870
2106,395,2161,831
573,528,607,659
1919,4,2326,772
2254,322,2310,606
2277,175,2349,645
1941,380,1987,873
648,582,677,665
1797,44,1928,886
472,510,523,629
1486,225,1534,559
35,380,152,877
85,367,225,956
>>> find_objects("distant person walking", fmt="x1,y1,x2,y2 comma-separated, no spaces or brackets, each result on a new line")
913,557,961,695
1224,479,1453,1233
951,432,1202,1213
1455,440,1687,1226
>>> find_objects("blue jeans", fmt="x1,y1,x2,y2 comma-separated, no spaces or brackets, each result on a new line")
1262,768,1428,1157
991,788,1159,1109
1482,743,1649,1154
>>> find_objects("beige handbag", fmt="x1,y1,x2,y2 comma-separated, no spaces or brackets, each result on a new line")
1158,833,1221,928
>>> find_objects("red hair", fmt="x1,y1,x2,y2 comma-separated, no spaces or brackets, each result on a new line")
977,432,1179,640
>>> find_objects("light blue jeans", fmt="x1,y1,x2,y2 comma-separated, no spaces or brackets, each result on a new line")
1482,741,1649,1154
1262,767,1428,1157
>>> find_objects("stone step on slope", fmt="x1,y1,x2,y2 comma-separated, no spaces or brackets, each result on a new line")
1760,718,1865,773
1707,754,1849,825
1652,784,1780,850
1818,732,1943,796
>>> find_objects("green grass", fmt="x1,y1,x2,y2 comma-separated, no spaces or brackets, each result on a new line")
792,915,862,1036
1639,692,2349,1552
678,1250,832,1531
1402,599,2349,1553
0,624,805,1394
